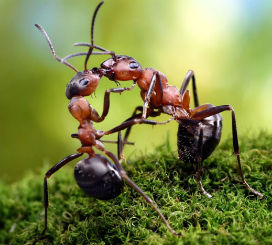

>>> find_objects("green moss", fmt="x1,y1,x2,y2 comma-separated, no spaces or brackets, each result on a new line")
0,132,272,245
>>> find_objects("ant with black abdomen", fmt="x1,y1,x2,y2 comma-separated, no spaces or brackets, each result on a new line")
66,1,264,200
33,2,180,244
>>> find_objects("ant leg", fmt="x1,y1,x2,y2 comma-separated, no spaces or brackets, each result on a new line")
180,70,199,107
123,107,162,145
120,172,182,236
100,139,135,146
123,106,143,145
118,108,162,159
142,72,163,118
102,116,173,137
119,107,160,159
117,131,124,162
93,142,182,236
195,128,212,198
192,105,264,198
91,81,137,122
71,133,134,146
33,153,83,244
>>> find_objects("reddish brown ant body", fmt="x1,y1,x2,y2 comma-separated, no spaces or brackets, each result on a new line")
99,57,264,199
97,56,263,199
68,2,264,199
33,3,181,243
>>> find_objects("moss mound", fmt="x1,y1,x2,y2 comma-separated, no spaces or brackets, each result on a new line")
0,132,271,245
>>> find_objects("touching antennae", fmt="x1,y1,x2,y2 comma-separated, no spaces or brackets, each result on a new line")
34,24,79,73
84,1,104,72
74,42,116,56
62,51,115,62
75,42,107,51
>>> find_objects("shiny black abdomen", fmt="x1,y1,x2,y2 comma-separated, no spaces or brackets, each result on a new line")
177,110,222,164
74,154,124,200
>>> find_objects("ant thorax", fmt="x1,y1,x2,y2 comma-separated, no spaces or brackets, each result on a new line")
68,96,93,124
137,68,168,91
68,96,97,146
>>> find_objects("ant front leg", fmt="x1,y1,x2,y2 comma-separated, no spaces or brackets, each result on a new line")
102,116,173,137
71,133,134,146
192,105,264,199
92,81,137,122
180,70,199,108
142,72,163,119
32,153,83,244
94,139,182,236
121,107,162,154
112,106,162,159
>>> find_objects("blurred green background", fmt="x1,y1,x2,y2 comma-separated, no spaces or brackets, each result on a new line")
0,0,272,182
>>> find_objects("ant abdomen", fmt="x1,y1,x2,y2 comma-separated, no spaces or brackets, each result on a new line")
74,155,124,200
177,113,222,164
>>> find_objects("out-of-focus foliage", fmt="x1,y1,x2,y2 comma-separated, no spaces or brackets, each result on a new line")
0,0,272,181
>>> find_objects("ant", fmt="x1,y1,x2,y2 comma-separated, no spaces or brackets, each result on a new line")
99,59,264,200
66,2,264,199
33,2,180,243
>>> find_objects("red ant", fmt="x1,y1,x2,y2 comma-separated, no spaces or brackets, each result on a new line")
33,2,180,243
99,59,263,199
67,2,264,199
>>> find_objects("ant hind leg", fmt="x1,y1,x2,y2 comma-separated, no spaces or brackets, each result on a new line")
192,105,264,198
195,128,212,198
94,141,182,236
32,153,83,245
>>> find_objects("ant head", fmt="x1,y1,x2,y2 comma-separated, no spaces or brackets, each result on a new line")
100,55,143,81
65,70,101,99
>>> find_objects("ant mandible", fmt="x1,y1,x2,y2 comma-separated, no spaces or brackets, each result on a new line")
33,2,180,243
67,2,264,199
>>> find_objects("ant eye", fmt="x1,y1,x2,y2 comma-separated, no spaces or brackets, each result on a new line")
129,62,139,69
79,78,89,86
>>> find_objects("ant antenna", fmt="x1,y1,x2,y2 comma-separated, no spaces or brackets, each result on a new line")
34,24,79,73
84,1,104,72
62,50,115,63
60,43,116,62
